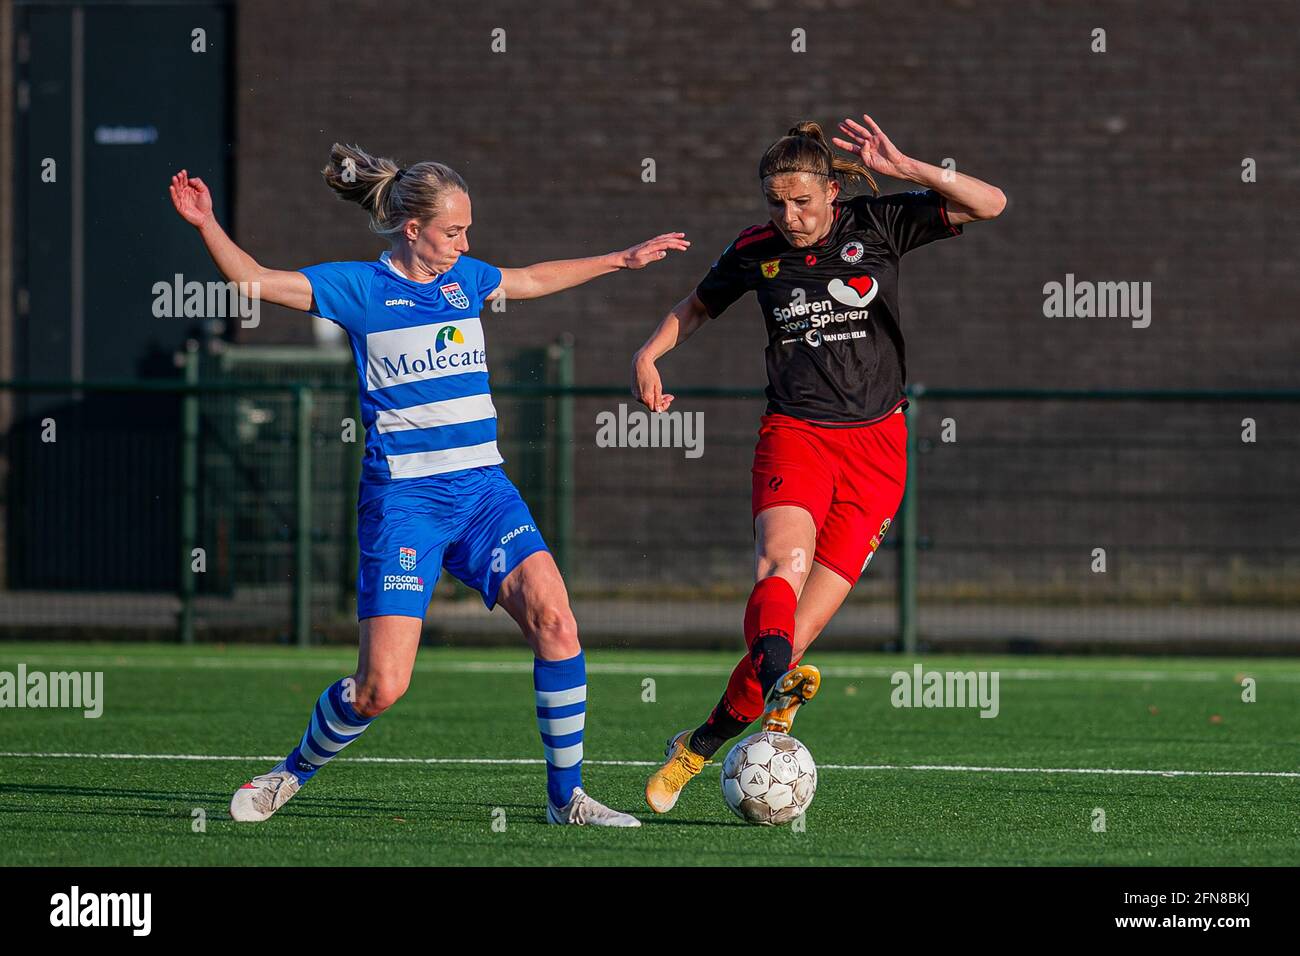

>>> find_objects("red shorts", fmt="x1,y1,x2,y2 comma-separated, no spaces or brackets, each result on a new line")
751,409,907,585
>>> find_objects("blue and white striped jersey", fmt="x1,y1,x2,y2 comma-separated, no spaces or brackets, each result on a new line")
300,252,504,499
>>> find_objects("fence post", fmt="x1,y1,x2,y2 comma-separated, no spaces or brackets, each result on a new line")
546,335,575,575
338,388,361,615
898,390,921,654
178,342,200,644
294,385,313,647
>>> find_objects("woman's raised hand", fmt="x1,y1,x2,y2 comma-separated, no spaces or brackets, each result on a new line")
618,232,690,269
169,169,214,228
832,114,910,180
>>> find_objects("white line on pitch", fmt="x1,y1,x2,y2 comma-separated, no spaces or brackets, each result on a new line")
1,751,1297,779
0,654,1290,684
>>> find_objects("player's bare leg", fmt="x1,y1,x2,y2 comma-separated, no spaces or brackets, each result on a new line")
353,615,424,714
230,615,420,822
646,506,816,812
790,561,854,660
498,552,640,827
762,561,851,731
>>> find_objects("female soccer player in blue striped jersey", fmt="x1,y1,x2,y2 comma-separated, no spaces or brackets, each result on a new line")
169,144,689,826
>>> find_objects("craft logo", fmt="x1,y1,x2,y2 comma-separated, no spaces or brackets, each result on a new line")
500,524,537,546
434,325,465,353
399,546,417,571
440,282,470,310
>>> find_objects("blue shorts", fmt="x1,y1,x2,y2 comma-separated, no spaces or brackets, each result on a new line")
355,465,549,620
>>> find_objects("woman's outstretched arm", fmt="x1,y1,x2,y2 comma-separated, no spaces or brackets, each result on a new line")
491,232,690,301
630,291,712,412
170,169,314,311
832,113,1007,225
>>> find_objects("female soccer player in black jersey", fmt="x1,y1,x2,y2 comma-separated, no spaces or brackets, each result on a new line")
634,115,1005,812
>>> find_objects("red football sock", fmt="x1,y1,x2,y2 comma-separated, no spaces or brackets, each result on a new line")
743,576,798,651
744,576,799,697
722,655,764,723
687,578,801,759
687,656,764,758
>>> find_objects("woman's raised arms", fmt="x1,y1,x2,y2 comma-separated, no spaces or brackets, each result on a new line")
170,170,314,312
489,233,690,302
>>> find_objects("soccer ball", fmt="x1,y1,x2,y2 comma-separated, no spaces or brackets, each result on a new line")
720,731,817,825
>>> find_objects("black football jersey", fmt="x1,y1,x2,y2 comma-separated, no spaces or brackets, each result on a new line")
694,189,962,425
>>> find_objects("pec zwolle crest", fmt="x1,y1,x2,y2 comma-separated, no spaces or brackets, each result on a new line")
440,282,470,310
399,547,417,571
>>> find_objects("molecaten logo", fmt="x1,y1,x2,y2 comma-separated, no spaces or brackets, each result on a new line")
890,664,1000,718
49,886,151,936
0,664,103,718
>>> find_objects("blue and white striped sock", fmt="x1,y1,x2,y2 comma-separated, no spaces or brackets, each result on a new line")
534,652,586,807
285,677,374,783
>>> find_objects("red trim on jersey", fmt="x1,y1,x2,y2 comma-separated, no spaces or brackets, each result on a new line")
938,198,961,236
735,226,777,250
797,396,908,428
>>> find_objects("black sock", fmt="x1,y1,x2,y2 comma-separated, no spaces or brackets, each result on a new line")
751,631,793,699
688,694,752,759
688,635,794,759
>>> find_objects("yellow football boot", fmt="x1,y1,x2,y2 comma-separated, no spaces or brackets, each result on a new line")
645,730,709,813
760,664,822,734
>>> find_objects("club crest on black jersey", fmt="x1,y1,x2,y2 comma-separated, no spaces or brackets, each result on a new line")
694,190,961,425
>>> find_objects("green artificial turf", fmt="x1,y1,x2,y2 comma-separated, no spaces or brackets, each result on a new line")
0,642,1296,866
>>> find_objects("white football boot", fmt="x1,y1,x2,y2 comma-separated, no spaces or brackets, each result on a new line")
229,761,302,822
546,786,642,827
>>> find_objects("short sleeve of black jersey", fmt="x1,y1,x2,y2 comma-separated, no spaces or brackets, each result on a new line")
694,239,753,318
858,189,963,256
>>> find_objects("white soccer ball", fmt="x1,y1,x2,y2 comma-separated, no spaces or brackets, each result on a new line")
720,731,817,825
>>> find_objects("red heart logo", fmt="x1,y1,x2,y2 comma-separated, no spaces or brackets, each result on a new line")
847,275,874,297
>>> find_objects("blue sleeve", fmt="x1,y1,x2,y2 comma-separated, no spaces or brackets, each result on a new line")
298,261,374,334
460,256,502,311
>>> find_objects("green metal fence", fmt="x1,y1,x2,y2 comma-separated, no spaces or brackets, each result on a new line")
2,363,1298,651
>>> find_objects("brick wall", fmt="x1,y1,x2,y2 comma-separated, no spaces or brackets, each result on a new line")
231,0,1300,602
